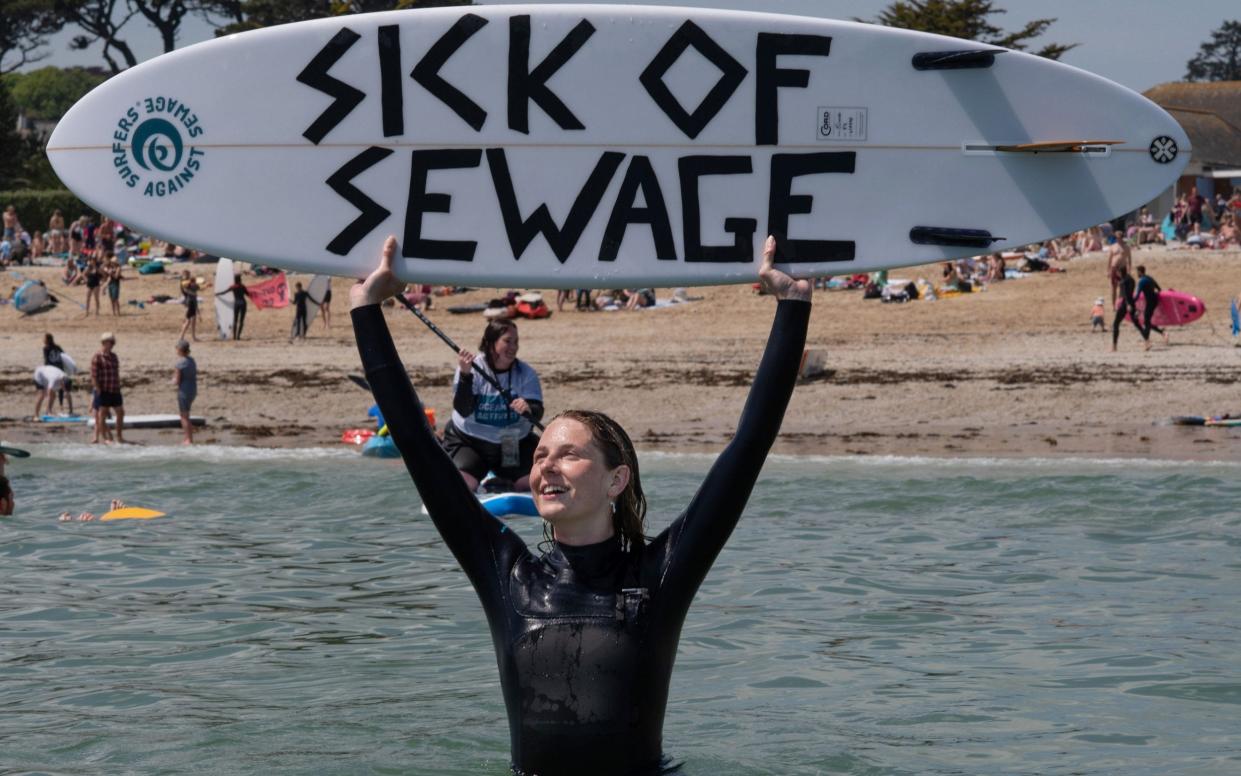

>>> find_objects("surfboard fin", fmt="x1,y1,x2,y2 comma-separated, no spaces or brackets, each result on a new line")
909,227,1003,248
912,49,1005,71
993,140,1123,154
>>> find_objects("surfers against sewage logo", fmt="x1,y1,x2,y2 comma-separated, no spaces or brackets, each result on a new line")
112,96,205,197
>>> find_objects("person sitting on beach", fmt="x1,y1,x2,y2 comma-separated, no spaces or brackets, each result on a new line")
443,317,544,492
1218,213,1238,249
987,252,1006,282
624,288,655,310
48,210,65,255
349,233,809,776
1184,223,1214,250
941,261,971,292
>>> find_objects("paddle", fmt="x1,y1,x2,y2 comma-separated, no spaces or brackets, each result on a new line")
394,294,545,431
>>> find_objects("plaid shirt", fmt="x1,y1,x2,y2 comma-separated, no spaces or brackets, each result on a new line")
91,350,120,393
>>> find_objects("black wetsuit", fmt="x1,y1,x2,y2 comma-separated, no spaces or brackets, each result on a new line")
1136,274,1162,339
352,299,809,776
230,283,247,340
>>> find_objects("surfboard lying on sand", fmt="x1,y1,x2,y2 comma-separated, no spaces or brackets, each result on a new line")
88,414,207,429
1121,289,1205,328
47,5,1189,287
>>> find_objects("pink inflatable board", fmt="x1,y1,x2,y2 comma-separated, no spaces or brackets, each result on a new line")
1121,289,1204,328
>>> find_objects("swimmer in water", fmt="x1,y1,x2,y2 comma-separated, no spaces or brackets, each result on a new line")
350,234,811,775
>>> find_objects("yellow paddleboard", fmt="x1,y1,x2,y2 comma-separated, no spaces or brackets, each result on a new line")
100,507,167,521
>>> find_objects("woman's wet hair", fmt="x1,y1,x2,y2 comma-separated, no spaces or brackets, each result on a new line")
552,409,647,552
479,318,518,370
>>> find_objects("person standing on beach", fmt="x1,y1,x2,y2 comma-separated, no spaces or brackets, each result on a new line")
216,274,249,340
319,281,332,330
105,257,124,316
33,364,68,419
171,340,197,445
290,281,319,342
1135,265,1167,350
1106,233,1132,306
178,271,201,342
90,332,125,444
83,258,103,317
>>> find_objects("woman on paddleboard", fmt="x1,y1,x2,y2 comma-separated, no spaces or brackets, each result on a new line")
443,316,544,493
351,234,810,776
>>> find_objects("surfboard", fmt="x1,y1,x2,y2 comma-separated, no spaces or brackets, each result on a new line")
46,5,1189,287
88,414,207,429
59,352,78,376
39,415,89,423
100,506,166,521
214,258,235,339
0,444,32,458
1121,289,1205,328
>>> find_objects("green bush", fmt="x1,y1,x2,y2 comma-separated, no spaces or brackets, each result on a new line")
0,190,95,235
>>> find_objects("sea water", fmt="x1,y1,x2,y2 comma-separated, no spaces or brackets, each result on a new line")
2,445,1240,775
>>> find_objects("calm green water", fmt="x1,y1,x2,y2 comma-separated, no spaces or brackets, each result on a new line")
3,445,1240,775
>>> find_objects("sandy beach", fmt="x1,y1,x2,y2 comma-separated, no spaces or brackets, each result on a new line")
3,247,1240,461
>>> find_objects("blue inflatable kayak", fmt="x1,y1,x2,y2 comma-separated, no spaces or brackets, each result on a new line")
360,435,400,458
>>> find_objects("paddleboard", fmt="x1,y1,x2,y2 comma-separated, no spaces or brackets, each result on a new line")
39,415,89,423
0,444,32,458
47,5,1188,287
420,492,539,519
360,434,400,458
215,257,235,339
1204,418,1241,428
100,506,166,521
14,280,52,314
88,414,206,429
1121,289,1205,328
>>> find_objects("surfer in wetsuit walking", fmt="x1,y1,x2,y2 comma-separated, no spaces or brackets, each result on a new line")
350,234,810,775
1135,264,1167,350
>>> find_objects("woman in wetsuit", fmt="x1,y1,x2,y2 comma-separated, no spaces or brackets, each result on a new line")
444,317,544,492
215,274,249,340
351,235,810,776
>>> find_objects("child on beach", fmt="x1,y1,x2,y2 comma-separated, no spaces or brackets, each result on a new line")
1091,297,1106,332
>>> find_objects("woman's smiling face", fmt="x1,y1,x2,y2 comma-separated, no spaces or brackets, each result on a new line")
529,418,626,542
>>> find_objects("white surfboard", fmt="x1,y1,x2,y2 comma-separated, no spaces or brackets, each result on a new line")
214,257,235,339
88,414,206,429
47,5,1189,287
